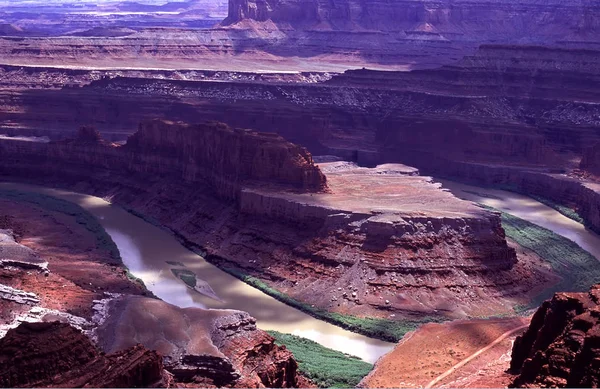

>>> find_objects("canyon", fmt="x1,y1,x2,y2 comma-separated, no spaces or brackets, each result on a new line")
2,0,600,387
0,175,308,387
5,44,600,241
0,121,551,325
1,0,599,70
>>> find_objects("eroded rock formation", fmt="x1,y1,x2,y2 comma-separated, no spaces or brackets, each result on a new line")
0,121,551,321
510,285,600,388
0,197,311,388
124,119,327,197
0,321,167,388
95,295,309,388
1,0,599,70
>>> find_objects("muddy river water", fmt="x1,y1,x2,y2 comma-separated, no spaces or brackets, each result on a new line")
0,182,393,363
4,179,600,363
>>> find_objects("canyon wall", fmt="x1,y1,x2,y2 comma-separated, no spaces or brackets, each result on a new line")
124,119,327,196
580,142,600,177
0,191,309,388
1,0,600,77
510,284,600,388
0,122,553,322
225,0,600,43
3,45,599,161
1,0,599,70
3,45,600,235
1,120,326,201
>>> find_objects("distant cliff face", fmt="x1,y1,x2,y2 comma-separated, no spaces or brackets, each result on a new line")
0,120,327,201
224,0,600,41
580,142,600,176
125,119,327,195
510,284,600,388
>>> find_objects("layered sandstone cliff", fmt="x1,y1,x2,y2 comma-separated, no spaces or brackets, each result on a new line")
0,321,167,388
0,122,552,322
510,284,600,388
124,119,327,197
224,0,600,42
4,45,600,234
0,120,326,200
1,0,599,70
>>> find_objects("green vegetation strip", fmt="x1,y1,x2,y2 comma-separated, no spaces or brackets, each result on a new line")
267,330,373,388
528,194,585,225
224,268,439,342
487,206,600,310
0,188,120,261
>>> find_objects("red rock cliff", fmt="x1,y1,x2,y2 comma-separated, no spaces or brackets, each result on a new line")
125,119,327,197
510,284,600,388
0,124,544,322
0,120,327,201
0,321,167,388
224,0,600,40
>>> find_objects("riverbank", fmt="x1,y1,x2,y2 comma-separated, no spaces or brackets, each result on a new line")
0,196,149,323
441,180,600,309
268,330,373,388
0,182,394,362
0,188,152,294
0,188,381,387
497,209,600,309
123,194,442,343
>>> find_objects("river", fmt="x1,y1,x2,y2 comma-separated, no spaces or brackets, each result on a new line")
4,179,599,364
0,182,393,363
438,179,600,262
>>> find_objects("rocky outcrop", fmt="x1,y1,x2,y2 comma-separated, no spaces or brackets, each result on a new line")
124,119,327,196
95,295,308,388
0,120,327,201
510,284,600,388
73,125,104,144
0,321,167,388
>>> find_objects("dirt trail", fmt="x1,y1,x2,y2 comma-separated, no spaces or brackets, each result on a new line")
425,325,529,388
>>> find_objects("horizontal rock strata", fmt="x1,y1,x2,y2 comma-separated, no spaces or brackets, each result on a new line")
0,121,549,320
0,321,167,388
1,0,599,69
